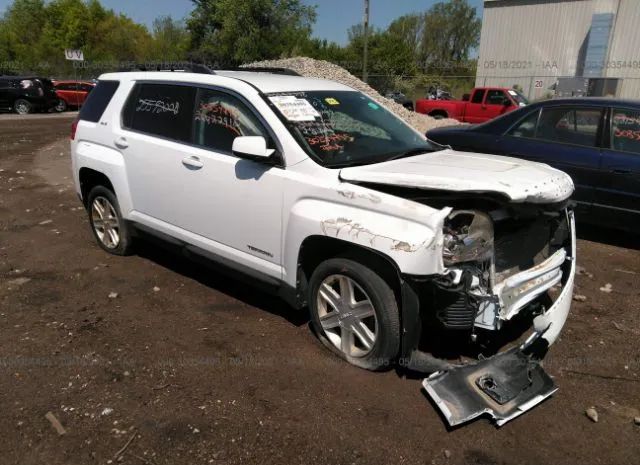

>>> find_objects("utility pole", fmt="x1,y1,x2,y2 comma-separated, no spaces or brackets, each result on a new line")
362,0,370,83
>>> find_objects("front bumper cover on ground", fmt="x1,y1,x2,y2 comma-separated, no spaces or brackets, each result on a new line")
422,211,576,426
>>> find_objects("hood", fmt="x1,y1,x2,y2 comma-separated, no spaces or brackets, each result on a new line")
339,149,574,204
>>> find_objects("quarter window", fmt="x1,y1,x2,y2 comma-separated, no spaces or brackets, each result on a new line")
611,109,640,155
536,107,602,147
192,89,267,153
123,83,196,142
79,80,120,123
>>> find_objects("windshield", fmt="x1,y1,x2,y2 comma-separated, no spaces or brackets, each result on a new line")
266,90,439,168
508,89,529,106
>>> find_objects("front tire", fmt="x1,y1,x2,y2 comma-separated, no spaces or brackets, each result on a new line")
309,258,400,371
86,186,133,256
14,99,32,115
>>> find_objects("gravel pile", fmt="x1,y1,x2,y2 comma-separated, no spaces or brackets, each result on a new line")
242,57,461,133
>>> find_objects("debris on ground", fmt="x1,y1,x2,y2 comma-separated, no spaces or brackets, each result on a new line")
101,407,114,416
38,219,53,225
586,407,599,422
444,449,451,459
153,286,160,292
573,294,587,302
242,57,461,133
108,292,118,299
45,411,66,435
6,277,31,288
577,266,594,279
599,283,613,293
634,417,640,426
615,268,636,275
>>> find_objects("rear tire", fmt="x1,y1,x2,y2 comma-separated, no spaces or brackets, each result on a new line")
309,258,400,371
86,186,134,256
14,99,32,115
54,99,67,112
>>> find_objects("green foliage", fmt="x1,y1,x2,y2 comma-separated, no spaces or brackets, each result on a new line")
0,0,481,91
187,0,316,66
0,0,185,77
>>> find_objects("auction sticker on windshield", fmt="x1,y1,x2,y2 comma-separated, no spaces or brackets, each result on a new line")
269,95,320,121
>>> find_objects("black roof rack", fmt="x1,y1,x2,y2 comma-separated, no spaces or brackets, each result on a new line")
116,63,215,74
228,67,301,76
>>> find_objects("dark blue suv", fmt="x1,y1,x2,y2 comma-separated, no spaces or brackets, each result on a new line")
426,98,640,233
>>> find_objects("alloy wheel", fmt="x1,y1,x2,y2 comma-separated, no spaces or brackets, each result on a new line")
316,274,378,358
91,196,120,249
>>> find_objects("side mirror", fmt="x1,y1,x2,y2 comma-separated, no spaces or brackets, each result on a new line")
232,136,275,161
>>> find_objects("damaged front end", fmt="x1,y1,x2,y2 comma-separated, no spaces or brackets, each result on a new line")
406,203,576,426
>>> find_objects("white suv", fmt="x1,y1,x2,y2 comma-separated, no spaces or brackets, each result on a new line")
71,69,576,426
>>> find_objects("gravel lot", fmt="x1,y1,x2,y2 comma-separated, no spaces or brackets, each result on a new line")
1,114,639,465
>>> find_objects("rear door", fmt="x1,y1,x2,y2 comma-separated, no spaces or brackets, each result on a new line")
0,79,12,108
463,89,486,123
597,107,640,230
499,105,605,210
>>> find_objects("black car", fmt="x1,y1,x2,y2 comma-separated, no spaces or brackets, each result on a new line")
0,76,59,114
426,98,640,233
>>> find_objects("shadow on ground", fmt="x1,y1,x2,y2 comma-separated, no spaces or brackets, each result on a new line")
133,238,310,327
577,222,639,250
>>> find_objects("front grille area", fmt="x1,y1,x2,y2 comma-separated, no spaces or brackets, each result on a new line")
434,281,478,330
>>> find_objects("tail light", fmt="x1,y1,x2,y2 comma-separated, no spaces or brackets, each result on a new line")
70,119,78,140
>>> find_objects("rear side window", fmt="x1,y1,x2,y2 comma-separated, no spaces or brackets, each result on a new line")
536,107,602,147
122,83,196,142
193,88,268,153
471,89,485,104
611,109,640,155
79,80,120,122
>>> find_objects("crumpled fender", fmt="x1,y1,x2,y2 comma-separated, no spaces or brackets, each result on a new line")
282,184,451,287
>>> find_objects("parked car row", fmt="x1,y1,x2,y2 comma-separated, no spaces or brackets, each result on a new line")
0,75,94,114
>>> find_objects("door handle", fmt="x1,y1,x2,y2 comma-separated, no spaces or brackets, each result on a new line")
182,156,203,170
114,137,128,149
612,169,631,175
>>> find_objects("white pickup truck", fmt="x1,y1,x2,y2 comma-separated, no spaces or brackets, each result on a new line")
71,68,576,426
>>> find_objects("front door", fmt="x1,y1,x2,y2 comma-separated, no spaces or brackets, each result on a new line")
500,106,605,210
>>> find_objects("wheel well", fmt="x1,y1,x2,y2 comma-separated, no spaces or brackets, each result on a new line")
79,168,114,206
296,236,402,307
428,110,448,118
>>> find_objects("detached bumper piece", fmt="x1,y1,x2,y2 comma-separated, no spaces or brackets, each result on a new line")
422,348,557,427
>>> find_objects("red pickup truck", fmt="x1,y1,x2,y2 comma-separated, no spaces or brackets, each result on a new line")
415,87,528,124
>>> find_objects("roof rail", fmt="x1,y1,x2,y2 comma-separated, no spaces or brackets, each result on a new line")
116,63,216,74
232,67,301,76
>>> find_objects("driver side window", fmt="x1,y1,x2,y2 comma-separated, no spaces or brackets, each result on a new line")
192,88,268,154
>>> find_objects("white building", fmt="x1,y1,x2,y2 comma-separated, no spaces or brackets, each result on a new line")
476,0,640,100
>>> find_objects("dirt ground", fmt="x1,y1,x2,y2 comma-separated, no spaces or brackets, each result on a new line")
1,114,639,465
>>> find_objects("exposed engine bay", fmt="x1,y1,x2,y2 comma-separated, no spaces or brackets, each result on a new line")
365,185,576,426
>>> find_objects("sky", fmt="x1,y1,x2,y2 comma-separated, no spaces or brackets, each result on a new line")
0,0,484,45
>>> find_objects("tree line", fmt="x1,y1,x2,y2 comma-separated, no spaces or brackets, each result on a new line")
0,0,480,87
